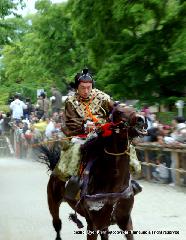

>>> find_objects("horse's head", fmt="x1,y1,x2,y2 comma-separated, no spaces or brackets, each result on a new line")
101,103,147,139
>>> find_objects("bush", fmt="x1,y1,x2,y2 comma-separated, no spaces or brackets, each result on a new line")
0,105,9,113
156,112,177,125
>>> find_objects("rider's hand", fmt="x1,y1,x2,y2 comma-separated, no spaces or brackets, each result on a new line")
84,121,95,133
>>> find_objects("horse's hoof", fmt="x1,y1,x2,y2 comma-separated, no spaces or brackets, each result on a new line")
55,237,61,240
55,234,62,240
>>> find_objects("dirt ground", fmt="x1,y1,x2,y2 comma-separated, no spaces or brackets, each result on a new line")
0,157,186,240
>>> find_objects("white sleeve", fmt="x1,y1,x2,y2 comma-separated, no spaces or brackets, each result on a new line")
0,119,4,124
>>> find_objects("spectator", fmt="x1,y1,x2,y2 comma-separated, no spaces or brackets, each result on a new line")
141,106,153,129
45,118,56,139
23,98,33,120
33,117,48,136
151,113,160,128
50,87,62,114
9,94,27,122
67,82,75,96
14,121,28,158
36,92,50,119
164,117,186,186
0,111,5,135
45,118,62,139
171,116,185,130
3,112,11,132
29,111,39,123
155,125,172,184
171,122,186,143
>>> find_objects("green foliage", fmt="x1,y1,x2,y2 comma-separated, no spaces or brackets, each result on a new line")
0,0,185,108
0,105,9,113
0,0,25,46
156,112,176,125
0,0,24,18
68,0,186,104
0,1,78,104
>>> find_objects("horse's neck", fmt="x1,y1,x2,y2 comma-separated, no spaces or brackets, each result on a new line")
106,134,129,155
99,135,131,192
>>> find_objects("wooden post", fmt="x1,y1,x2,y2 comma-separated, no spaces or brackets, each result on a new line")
174,151,180,186
144,149,151,180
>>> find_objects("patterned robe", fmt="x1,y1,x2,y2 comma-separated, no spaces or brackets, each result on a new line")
62,88,113,136
54,88,113,181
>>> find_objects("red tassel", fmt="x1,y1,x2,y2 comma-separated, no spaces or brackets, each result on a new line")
101,123,113,137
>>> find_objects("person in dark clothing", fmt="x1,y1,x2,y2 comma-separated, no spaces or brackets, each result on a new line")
50,87,62,114
36,92,50,119
23,98,33,120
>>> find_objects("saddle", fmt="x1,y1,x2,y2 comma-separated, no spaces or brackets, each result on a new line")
64,137,101,200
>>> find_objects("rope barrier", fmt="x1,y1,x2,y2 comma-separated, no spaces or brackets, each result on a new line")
31,136,74,147
30,137,186,175
140,161,186,174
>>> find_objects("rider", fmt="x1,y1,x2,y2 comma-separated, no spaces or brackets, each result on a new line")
56,68,141,198
62,68,113,137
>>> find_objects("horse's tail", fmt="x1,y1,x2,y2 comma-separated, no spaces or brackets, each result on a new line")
38,144,61,171
69,213,84,228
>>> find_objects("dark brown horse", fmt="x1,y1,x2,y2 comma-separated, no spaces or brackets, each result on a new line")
40,104,147,240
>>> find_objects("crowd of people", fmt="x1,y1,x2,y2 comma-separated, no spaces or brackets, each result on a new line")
136,107,186,186
0,86,68,158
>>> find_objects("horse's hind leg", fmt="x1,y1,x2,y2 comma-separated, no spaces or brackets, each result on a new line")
48,175,65,240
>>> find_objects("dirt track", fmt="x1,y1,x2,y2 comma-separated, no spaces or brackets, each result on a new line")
0,157,186,240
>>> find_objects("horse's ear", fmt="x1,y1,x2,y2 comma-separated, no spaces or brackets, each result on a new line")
113,101,120,107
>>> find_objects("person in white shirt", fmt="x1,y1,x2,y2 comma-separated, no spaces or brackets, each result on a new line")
45,119,56,139
9,94,27,121
0,111,5,135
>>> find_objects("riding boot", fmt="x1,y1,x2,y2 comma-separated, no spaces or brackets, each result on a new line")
131,179,142,195
65,176,82,200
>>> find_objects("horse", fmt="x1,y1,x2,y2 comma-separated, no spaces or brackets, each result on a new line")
39,104,147,240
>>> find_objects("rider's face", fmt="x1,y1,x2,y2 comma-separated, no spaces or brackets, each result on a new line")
77,82,92,99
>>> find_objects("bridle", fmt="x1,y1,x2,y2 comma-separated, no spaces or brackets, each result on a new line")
103,126,131,156
104,147,130,156
102,107,147,156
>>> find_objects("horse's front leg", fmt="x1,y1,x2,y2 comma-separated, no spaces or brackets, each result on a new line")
125,216,134,240
86,221,98,240
117,215,134,240
99,227,109,240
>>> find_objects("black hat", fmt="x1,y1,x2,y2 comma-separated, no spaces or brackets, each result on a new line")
74,68,94,88
40,92,46,98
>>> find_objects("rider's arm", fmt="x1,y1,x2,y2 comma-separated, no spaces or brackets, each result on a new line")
101,99,114,119
61,101,85,137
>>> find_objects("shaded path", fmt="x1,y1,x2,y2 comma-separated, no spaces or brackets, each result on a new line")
0,157,185,240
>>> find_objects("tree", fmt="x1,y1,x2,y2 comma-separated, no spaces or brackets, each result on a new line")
0,0,185,106
0,0,25,46
68,0,186,104
0,0,78,102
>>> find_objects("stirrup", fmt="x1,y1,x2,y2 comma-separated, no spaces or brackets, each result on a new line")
131,179,142,195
